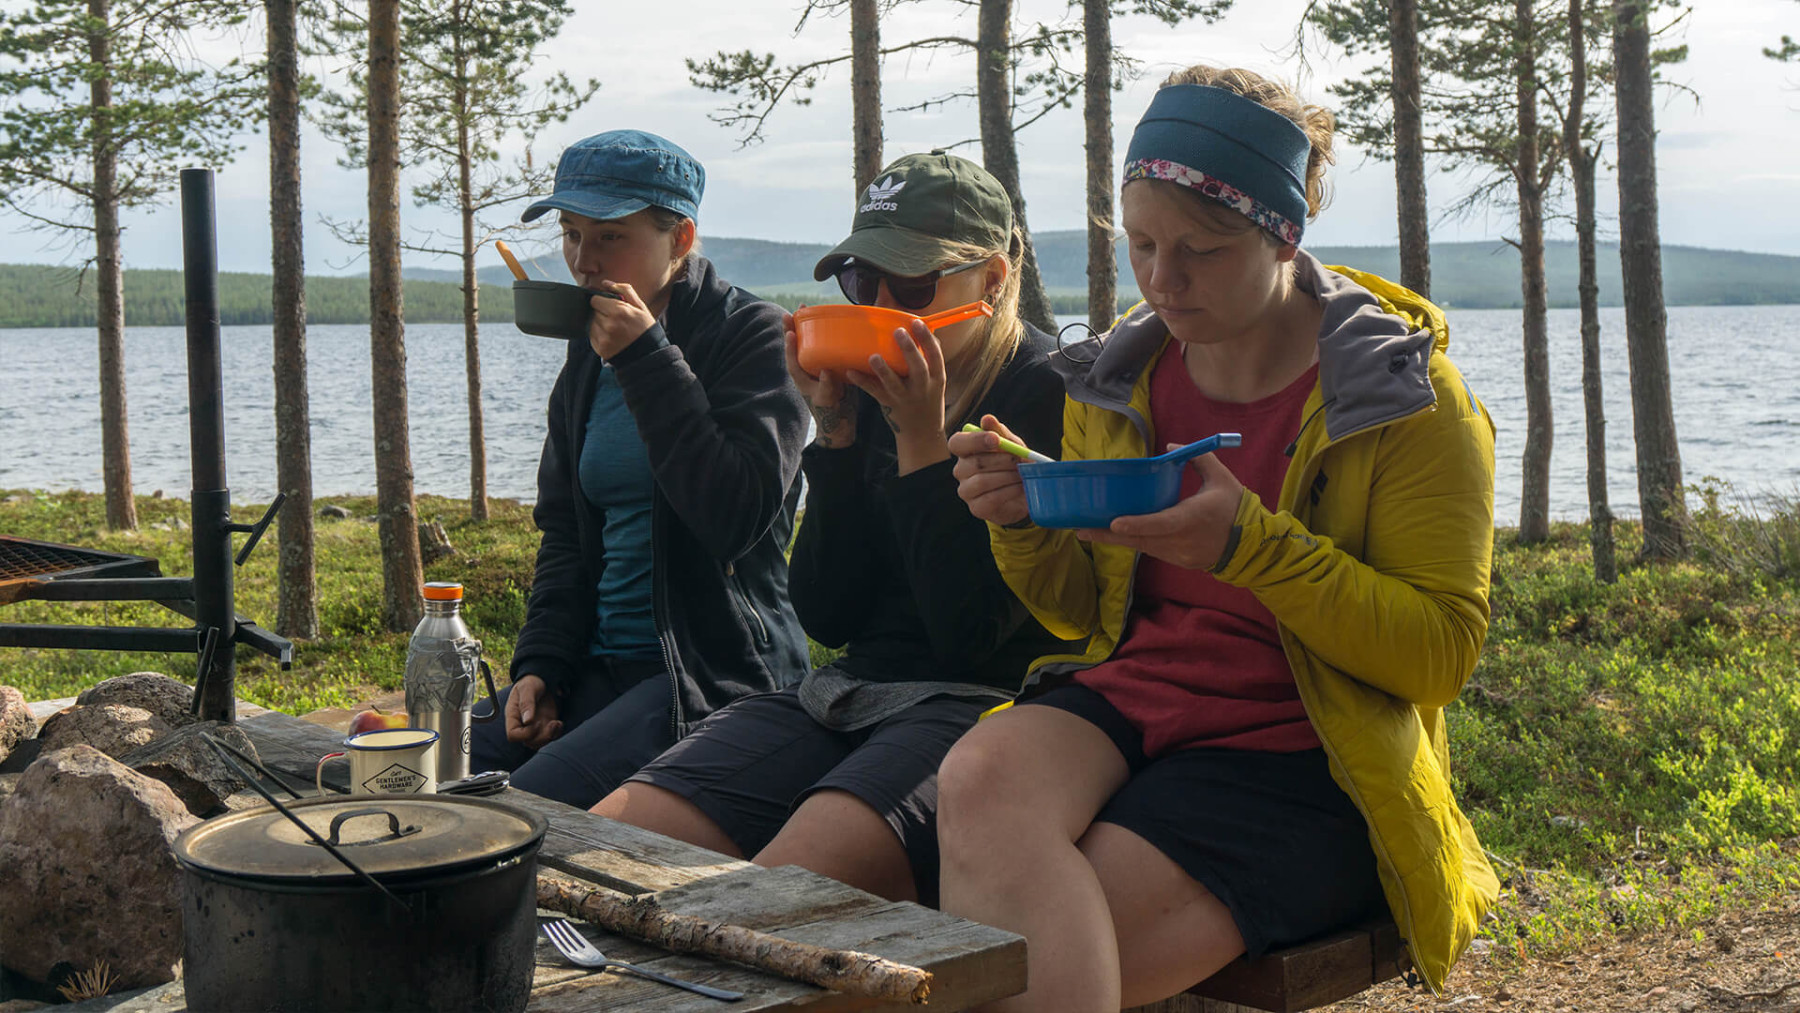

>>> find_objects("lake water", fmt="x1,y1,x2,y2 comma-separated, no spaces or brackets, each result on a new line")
2,305,1795,525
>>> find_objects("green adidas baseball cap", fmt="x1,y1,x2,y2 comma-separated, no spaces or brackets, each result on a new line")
812,150,1015,281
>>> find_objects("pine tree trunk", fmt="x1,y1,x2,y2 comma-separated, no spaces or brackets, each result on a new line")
1083,0,1116,332
369,0,424,632
1566,0,1615,583
1514,0,1552,544
88,0,136,531
457,57,488,523
1612,0,1685,559
850,0,883,191
1389,0,1431,298
977,0,1057,334
267,0,318,636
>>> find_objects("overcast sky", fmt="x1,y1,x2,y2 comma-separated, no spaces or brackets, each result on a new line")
4,0,1797,275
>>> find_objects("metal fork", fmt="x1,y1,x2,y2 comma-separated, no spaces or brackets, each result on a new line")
540,917,745,1001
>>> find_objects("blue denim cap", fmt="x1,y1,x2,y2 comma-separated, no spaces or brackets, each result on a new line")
521,130,705,224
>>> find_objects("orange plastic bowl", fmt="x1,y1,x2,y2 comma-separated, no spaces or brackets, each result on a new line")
794,301,993,377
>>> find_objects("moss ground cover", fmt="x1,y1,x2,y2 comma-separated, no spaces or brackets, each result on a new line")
2,488,1796,956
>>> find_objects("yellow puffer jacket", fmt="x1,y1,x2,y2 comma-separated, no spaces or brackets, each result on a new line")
987,253,1499,993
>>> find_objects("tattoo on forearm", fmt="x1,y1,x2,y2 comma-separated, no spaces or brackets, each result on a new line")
810,401,855,445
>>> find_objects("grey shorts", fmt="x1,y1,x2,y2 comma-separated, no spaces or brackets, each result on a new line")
628,685,986,906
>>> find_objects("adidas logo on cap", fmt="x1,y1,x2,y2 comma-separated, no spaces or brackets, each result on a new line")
859,176,906,214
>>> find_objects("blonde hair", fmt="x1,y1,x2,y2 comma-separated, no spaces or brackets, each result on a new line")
922,228,1027,432
1155,65,1337,229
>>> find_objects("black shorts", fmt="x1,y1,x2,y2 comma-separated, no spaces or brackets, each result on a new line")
467,656,673,810
628,686,985,906
1020,683,1386,957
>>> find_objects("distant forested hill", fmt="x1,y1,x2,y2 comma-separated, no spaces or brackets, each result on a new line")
414,237,1800,313
3,235,1795,328
0,265,514,329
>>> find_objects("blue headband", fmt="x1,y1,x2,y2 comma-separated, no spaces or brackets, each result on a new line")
1123,84,1311,244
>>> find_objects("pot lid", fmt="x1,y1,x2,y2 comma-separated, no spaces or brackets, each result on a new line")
175,794,546,880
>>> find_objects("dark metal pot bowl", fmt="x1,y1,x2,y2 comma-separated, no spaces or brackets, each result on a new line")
513,279,615,341
174,794,546,1013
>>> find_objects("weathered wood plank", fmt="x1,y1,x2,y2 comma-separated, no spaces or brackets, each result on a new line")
502,790,753,895
649,863,1023,1010
239,708,348,790
1125,917,1406,1013
744,899,1025,1012
540,866,1023,1011
1189,917,1399,1013
650,862,894,930
1129,998,1264,1013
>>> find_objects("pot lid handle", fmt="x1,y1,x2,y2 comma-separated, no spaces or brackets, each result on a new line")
200,733,412,914
319,807,422,848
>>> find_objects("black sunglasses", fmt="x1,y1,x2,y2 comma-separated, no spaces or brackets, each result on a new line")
834,258,987,312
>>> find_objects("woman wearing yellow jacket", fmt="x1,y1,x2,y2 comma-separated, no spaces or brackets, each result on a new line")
941,65,1499,1012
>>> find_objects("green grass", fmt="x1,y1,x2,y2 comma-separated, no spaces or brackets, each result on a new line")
1450,507,1800,959
0,490,536,714
4,486,1798,957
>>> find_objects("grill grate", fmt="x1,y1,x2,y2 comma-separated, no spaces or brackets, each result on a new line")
0,536,160,583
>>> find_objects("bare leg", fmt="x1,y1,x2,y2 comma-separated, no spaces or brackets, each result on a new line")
937,706,1131,1013
755,789,918,903
1078,821,1245,1008
591,782,746,859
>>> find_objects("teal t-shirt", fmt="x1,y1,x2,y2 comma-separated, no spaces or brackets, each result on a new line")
577,365,660,658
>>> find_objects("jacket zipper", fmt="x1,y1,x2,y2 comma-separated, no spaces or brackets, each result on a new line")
725,562,769,644
649,490,682,742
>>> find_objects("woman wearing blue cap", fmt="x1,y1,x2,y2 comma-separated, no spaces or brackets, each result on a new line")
942,67,1498,1009
593,151,1072,907
468,130,811,809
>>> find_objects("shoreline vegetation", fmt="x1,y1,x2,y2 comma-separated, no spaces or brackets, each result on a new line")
4,237,1799,328
1,488,1796,964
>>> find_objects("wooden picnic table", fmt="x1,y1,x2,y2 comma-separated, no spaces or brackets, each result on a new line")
69,708,1026,1013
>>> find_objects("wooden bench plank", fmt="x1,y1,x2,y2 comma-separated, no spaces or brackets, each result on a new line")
1125,917,1408,1013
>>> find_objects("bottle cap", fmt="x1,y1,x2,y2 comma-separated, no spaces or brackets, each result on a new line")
422,582,463,601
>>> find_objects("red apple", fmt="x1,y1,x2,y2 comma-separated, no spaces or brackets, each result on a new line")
348,708,408,736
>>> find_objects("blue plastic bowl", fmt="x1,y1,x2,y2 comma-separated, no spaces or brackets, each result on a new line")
1019,433,1242,529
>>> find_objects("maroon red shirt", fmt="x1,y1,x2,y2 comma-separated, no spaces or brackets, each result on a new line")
1074,342,1321,758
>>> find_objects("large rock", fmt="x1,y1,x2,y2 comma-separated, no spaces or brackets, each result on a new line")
0,746,197,987
74,673,195,728
0,686,32,764
36,704,173,759
120,721,259,816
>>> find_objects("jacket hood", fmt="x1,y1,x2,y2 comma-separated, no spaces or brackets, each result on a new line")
1052,250,1446,445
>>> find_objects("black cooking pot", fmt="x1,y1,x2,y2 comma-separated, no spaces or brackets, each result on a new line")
173,794,546,1012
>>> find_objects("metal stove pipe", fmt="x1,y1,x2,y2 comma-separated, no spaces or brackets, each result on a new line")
182,168,236,723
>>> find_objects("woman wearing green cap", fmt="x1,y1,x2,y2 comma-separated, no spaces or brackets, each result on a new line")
594,151,1074,906
469,129,811,809
943,67,1498,1009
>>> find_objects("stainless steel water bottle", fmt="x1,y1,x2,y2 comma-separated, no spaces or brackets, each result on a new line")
402,582,500,784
